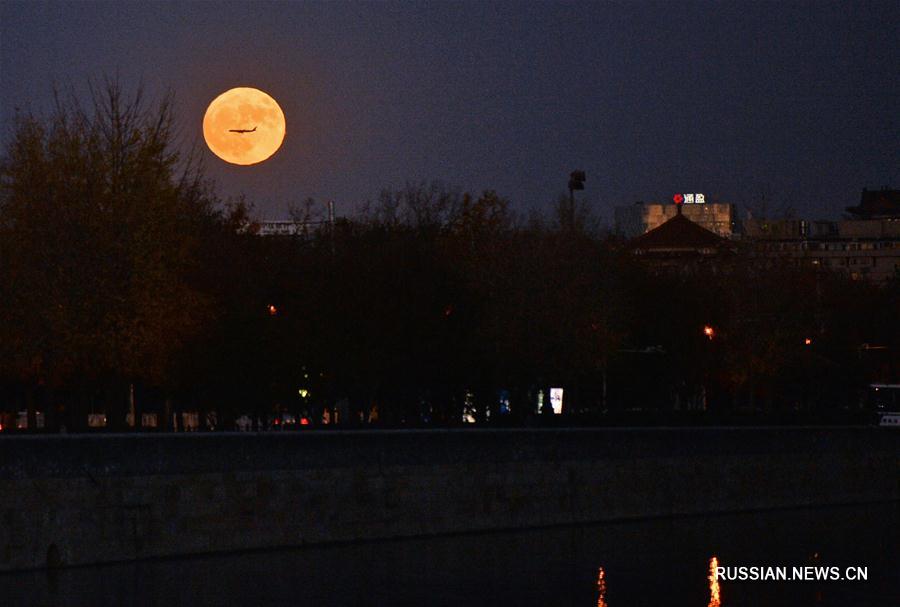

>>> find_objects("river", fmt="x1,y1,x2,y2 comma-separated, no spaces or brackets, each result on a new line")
3,502,897,606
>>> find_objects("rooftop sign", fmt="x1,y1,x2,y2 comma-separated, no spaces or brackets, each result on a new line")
673,193,705,205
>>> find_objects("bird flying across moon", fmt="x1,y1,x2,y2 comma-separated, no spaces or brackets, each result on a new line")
203,88,285,165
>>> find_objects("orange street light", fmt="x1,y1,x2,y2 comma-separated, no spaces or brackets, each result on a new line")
703,325,715,340
267,304,278,316
804,337,812,346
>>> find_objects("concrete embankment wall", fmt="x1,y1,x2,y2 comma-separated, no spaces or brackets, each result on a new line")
1,427,897,571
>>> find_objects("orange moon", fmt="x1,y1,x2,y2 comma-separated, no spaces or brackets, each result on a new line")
203,87,285,165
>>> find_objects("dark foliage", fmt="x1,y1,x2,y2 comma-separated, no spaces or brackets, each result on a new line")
1,88,896,430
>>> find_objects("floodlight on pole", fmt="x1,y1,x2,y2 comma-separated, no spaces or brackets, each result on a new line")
568,170,586,200
567,170,586,227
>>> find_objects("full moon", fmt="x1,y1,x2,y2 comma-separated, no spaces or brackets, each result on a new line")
203,87,285,165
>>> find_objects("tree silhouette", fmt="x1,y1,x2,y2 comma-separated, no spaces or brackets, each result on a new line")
0,81,223,429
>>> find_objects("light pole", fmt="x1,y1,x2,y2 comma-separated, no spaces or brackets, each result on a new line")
568,170,586,204
567,170,585,228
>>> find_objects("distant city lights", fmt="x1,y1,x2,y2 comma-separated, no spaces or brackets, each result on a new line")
498,390,511,415
462,390,477,423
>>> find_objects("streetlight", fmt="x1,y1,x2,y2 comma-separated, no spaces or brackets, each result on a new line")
703,325,715,340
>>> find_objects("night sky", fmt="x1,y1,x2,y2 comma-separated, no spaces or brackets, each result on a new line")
2,1,897,223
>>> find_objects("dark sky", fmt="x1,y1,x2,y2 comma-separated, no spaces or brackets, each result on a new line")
2,1,897,223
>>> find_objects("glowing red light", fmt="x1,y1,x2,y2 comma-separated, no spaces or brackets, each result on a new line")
300,418,309,426
673,193,684,205
268,304,278,316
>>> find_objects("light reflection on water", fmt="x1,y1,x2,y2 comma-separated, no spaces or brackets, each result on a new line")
1,502,896,606
597,557,721,607
708,556,721,607
596,556,721,607
596,566,607,607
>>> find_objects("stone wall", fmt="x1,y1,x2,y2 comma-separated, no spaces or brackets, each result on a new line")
1,427,897,571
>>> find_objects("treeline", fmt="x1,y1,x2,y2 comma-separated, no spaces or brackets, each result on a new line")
1,85,897,430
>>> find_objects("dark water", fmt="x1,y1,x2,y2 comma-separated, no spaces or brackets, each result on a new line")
3,502,898,607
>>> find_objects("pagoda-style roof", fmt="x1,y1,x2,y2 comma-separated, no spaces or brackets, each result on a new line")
628,211,729,254
846,188,900,219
